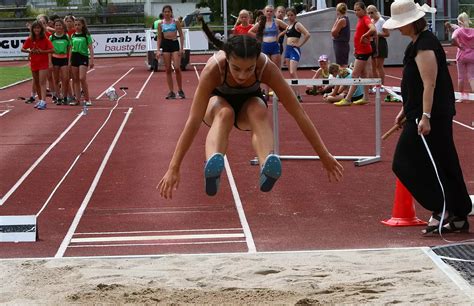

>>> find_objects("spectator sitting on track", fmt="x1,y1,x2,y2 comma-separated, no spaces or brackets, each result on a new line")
323,63,364,103
157,34,343,199
335,1,376,106
451,12,474,103
306,54,333,95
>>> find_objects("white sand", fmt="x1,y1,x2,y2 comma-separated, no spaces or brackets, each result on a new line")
0,248,472,304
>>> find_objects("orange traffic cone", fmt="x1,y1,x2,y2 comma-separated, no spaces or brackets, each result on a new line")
381,179,427,226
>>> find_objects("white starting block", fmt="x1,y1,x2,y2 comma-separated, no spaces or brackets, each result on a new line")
0,215,37,242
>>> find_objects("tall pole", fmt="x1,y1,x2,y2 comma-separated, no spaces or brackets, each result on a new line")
223,0,228,39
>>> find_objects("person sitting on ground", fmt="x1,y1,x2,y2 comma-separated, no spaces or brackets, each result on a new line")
323,63,364,104
306,54,333,95
157,34,343,199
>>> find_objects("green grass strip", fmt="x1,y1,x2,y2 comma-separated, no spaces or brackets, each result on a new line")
0,66,32,88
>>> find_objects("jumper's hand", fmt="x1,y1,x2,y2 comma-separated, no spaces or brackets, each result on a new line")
157,168,180,199
320,154,344,182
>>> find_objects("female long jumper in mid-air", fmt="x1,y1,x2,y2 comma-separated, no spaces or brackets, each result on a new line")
157,35,343,199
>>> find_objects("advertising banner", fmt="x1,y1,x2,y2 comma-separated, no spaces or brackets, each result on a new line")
0,29,209,59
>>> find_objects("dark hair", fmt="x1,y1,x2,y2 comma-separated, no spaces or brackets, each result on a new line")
413,17,427,34
286,7,297,15
49,14,59,22
29,20,45,40
354,1,366,10
200,17,260,59
224,35,261,60
54,18,67,32
75,17,90,36
255,15,266,42
162,5,173,13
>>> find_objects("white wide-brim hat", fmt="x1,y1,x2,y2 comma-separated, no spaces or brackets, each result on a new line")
383,0,426,30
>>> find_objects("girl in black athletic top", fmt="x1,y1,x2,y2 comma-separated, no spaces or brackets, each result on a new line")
158,34,343,199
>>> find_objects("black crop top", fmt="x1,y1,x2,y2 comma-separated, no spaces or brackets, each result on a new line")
286,22,302,38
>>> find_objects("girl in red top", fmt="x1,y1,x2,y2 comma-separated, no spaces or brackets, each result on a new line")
21,21,54,110
233,10,253,36
335,1,375,106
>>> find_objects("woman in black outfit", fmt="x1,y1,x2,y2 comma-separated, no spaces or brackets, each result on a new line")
384,0,471,235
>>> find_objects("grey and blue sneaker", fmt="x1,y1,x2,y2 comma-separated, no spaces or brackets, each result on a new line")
259,154,282,192
204,153,225,196
36,100,47,110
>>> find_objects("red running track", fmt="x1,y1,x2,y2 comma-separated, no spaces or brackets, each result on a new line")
0,54,472,259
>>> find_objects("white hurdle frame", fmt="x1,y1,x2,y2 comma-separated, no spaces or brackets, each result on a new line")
272,78,382,167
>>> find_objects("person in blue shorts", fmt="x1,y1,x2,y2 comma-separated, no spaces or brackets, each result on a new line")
283,8,311,102
157,35,343,199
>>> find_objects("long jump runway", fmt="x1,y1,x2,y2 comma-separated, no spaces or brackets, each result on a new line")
0,56,472,259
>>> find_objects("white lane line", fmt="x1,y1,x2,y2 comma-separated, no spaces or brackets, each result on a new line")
71,233,245,243
193,66,256,253
422,248,474,300
36,90,130,217
55,108,133,258
135,71,154,99
95,67,134,100
87,68,95,74
0,109,11,117
224,157,257,253
0,77,32,90
0,99,15,104
68,240,246,248
74,228,243,235
386,74,402,81
453,120,474,131
0,113,83,206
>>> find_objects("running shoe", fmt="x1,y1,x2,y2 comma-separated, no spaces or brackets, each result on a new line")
165,92,176,99
177,90,186,99
204,153,225,196
36,101,47,110
297,95,303,103
85,100,92,106
353,98,369,105
334,98,351,106
259,154,282,192
33,101,41,108
69,99,79,106
25,97,35,104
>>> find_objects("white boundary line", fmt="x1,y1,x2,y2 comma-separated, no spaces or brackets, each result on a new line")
71,233,245,243
95,67,134,100
453,120,474,131
422,247,474,300
68,240,246,248
0,77,32,90
224,157,257,253
55,107,133,258
135,71,154,99
74,228,243,235
385,74,402,81
0,109,11,117
0,113,83,206
0,99,14,104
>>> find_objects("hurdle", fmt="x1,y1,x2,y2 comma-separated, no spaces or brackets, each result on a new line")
271,78,382,167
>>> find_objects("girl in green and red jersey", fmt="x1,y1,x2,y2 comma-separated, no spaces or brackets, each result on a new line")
50,19,71,105
21,21,54,110
69,17,94,106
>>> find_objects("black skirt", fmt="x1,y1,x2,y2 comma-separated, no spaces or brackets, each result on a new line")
392,118,471,217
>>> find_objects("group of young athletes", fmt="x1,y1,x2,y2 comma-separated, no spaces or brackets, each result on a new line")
21,14,94,110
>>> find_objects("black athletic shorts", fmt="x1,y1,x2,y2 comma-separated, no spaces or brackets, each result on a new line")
355,53,372,61
160,38,180,53
205,89,267,131
52,57,68,67
70,52,89,67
